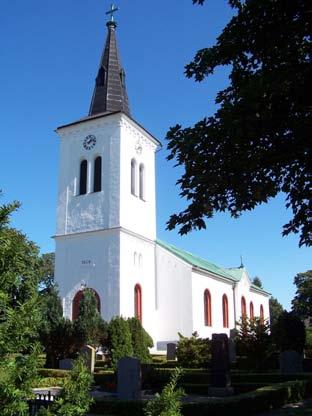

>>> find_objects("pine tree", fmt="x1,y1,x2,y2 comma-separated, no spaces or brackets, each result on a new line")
107,316,133,368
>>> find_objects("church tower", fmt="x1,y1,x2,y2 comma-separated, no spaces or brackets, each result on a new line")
54,9,160,341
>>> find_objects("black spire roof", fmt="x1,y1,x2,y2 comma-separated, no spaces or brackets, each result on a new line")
89,20,130,117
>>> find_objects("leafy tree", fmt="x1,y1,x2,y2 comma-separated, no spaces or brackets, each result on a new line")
291,270,312,323
127,317,153,363
39,252,55,294
166,0,312,247
0,198,42,415
74,288,107,347
40,285,63,331
305,327,312,359
272,311,306,353
38,356,93,416
252,276,263,289
107,316,133,368
235,317,273,370
144,367,185,416
176,332,210,368
269,296,284,327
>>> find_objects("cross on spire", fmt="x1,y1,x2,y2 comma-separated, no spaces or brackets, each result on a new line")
106,3,119,22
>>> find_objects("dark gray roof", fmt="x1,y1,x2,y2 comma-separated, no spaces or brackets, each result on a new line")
89,21,131,117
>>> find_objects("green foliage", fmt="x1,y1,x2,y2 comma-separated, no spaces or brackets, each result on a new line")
269,296,284,327
292,270,312,322
39,252,55,294
0,198,42,414
252,277,263,289
235,317,273,371
166,0,312,247
144,367,185,416
176,332,210,368
272,311,306,353
38,356,93,416
74,288,107,347
305,327,312,358
107,316,133,368
128,317,153,363
40,317,84,368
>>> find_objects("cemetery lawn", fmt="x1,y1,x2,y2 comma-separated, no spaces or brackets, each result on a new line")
258,399,312,416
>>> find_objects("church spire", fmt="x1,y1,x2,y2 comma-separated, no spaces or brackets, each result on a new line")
89,6,130,117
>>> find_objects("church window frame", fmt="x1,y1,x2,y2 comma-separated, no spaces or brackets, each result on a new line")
134,284,142,323
72,288,101,321
131,158,137,196
241,296,247,319
139,163,145,200
79,159,88,195
222,294,229,328
204,289,212,327
250,301,254,320
93,156,102,193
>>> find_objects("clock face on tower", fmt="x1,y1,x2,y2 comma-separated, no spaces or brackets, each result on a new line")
83,135,97,150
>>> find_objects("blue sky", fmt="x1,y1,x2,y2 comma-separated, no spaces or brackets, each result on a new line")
1,0,310,310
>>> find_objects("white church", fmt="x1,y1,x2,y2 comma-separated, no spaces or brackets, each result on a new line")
54,11,270,351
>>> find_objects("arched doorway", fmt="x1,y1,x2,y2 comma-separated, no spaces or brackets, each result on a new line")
72,288,101,320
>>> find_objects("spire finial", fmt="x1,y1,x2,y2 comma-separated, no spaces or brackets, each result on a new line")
106,3,119,22
240,255,244,268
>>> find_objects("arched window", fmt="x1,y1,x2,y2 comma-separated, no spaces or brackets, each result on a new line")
139,163,145,200
72,288,101,320
204,289,212,326
93,156,102,192
222,294,229,328
79,160,88,195
134,284,142,322
241,296,247,319
250,301,254,319
260,304,264,324
131,159,137,196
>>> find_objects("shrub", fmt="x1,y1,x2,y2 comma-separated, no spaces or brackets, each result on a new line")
128,317,153,363
235,317,273,371
107,316,133,368
38,356,93,416
176,332,210,368
272,311,306,353
305,327,312,358
144,367,185,416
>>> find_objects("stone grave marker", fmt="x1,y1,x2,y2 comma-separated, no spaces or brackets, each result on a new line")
208,333,233,397
280,350,303,374
229,329,237,363
81,345,96,373
59,358,74,370
167,343,177,361
117,357,141,400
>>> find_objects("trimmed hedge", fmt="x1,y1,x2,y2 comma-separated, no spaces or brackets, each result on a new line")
38,368,69,378
90,379,312,415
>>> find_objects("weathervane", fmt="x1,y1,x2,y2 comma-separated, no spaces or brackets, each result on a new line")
106,3,119,22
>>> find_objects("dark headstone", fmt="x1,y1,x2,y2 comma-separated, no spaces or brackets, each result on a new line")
229,329,237,363
59,358,74,370
208,333,233,397
167,343,177,361
117,357,141,400
280,350,303,374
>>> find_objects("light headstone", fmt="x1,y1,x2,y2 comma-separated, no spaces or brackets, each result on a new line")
81,345,96,373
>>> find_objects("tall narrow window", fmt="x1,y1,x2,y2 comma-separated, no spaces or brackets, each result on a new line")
134,284,142,322
260,304,264,324
250,301,254,319
241,296,247,319
79,160,88,195
94,156,102,192
204,289,212,326
139,163,145,200
131,159,137,196
222,294,229,328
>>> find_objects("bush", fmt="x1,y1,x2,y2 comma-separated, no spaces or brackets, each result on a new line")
305,327,312,358
38,368,70,378
107,317,133,368
144,367,185,416
128,318,153,363
272,311,306,353
176,332,210,368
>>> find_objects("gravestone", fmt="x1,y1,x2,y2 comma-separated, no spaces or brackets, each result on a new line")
117,357,141,400
81,345,96,373
167,343,177,361
229,329,237,363
280,350,303,374
59,358,74,370
208,333,234,397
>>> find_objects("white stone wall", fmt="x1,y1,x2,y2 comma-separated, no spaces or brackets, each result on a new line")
191,270,234,338
55,229,120,321
155,245,193,349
